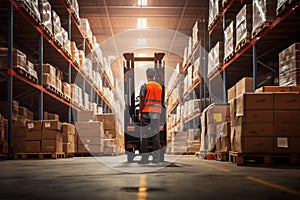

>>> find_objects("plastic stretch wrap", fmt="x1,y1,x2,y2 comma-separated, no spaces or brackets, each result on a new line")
236,4,252,46
16,0,41,21
38,0,52,35
252,0,276,34
224,21,235,59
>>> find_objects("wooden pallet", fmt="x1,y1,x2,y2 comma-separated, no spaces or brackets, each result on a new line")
40,24,53,37
229,151,300,166
277,0,297,16
252,21,273,38
235,38,251,53
15,67,38,83
52,36,64,50
215,151,229,161
15,152,65,159
63,94,71,102
224,52,235,63
18,2,40,24
65,153,74,158
44,84,63,98
208,13,222,31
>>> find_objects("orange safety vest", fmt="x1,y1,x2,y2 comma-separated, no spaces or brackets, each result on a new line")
142,81,163,113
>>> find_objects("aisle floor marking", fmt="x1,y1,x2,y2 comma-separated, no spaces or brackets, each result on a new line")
137,175,147,200
199,162,230,173
246,176,300,197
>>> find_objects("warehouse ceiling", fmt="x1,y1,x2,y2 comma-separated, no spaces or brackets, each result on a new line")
77,0,209,78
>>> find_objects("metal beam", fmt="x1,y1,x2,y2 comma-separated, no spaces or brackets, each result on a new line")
253,44,257,91
38,34,44,120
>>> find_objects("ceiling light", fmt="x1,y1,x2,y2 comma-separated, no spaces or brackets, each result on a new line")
137,0,147,6
137,18,147,30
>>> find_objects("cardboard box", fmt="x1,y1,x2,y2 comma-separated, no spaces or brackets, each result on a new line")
42,120,61,131
231,122,273,137
18,107,28,118
206,103,230,124
77,111,94,122
216,136,231,152
46,113,59,120
62,132,75,143
26,121,42,130
236,93,273,116
42,139,63,153
274,137,300,153
62,123,75,134
63,142,75,153
255,86,291,93
216,122,231,137
231,135,273,153
26,130,42,141
105,129,117,138
13,137,26,153
273,92,300,110
236,77,253,96
242,110,273,123
227,85,236,102
42,130,61,140
25,141,41,153
274,110,300,136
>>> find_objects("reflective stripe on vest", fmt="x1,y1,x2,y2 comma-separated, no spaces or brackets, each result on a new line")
142,81,162,113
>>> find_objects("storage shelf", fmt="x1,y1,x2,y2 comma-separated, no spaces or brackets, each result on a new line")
167,99,179,114
184,111,201,124
209,1,300,81
183,78,202,99
8,0,122,119
182,40,202,72
166,75,180,101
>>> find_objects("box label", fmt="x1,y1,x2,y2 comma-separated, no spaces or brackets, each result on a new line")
27,123,34,129
45,122,51,128
277,137,288,148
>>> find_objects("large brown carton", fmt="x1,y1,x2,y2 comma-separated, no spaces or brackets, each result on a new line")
255,86,291,93
216,136,231,152
242,110,273,123
42,130,62,140
26,121,42,141
274,110,300,136
25,141,41,153
42,120,61,131
231,122,273,137
236,93,273,116
227,85,236,102
104,114,117,130
236,77,253,96
42,138,63,153
231,136,273,153
273,92,300,110
274,137,300,153
77,111,94,122
62,123,75,134
76,121,104,138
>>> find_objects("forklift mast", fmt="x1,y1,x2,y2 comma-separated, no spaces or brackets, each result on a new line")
123,52,166,162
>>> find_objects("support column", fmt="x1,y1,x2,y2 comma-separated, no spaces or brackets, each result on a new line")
203,15,208,108
68,14,72,123
38,34,44,120
7,3,13,159
253,44,257,91
222,14,227,102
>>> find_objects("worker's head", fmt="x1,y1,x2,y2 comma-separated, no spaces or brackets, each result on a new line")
146,68,156,80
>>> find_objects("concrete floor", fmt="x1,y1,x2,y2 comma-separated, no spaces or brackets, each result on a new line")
0,155,300,200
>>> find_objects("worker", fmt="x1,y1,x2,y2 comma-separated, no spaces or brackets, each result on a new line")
138,67,163,164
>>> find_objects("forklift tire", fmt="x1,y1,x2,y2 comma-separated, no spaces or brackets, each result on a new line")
127,152,134,163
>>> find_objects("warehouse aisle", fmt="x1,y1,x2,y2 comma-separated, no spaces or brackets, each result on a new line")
0,155,300,200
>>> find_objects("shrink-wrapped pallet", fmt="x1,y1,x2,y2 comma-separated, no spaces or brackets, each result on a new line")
236,4,252,51
52,10,63,46
38,0,52,35
224,21,235,61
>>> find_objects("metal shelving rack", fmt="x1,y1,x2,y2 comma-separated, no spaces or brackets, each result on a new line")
208,0,300,97
3,0,123,158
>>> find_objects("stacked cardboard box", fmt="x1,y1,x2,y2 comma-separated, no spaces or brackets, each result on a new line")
62,82,71,99
278,43,300,86
71,42,80,66
192,21,200,49
208,42,224,78
0,48,27,70
62,123,76,154
42,120,63,153
25,121,42,152
273,92,300,153
17,0,41,21
231,93,274,153
61,28,71,56
80,18,93,45
52,10,63,46
252,0,276,37
71,83,83,107
236,4,252,50
70,0,80,22
38,63,57,88
76,121,104,154
215,121,231,152
0,114,8,155
38,0,52,35
0,100,19,122
224,21,235,60
208,0,222,29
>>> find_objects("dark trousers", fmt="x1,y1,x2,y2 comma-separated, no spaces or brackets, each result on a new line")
140,116,160,160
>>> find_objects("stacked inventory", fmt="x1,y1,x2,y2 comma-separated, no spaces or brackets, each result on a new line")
208,0,222,30
200,103,230,158
223,21,235,62
252,0,276,38
279,43,300,86
0,114,8,156
208,42,224,78
235,4,252,53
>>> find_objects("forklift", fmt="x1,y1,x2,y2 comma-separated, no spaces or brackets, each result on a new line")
123,52,167,163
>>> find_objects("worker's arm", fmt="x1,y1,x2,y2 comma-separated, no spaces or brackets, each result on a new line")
139,84,146,122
